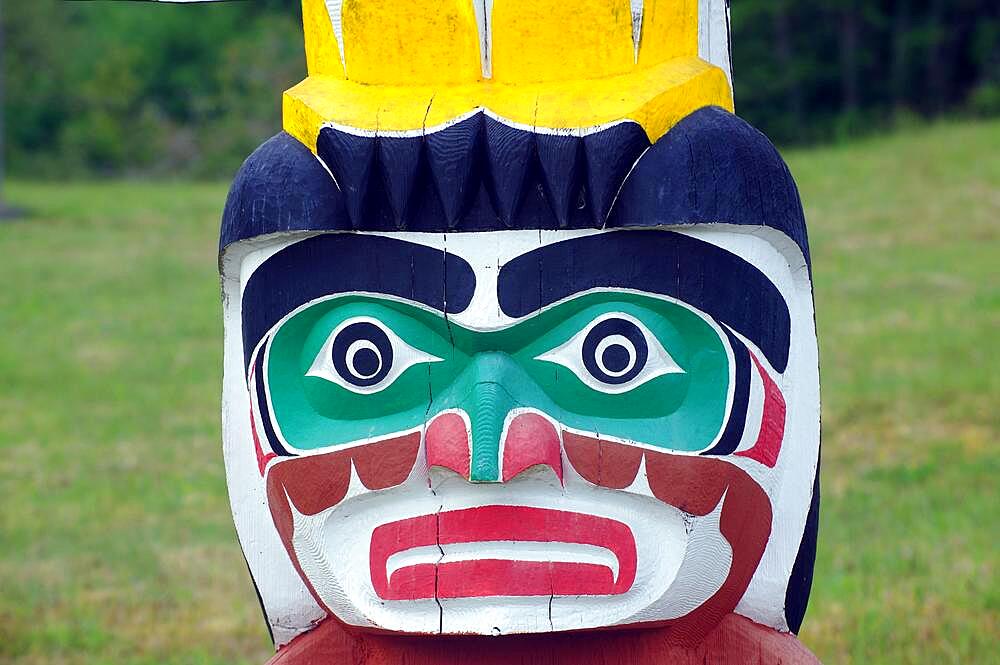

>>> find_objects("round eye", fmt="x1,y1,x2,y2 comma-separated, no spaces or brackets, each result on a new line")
536,313,684,394
582,318,648,385
331,322,393,387
307,317,441,394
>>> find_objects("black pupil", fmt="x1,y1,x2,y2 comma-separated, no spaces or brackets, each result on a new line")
602,344,631,374
353,348,381,378
581,318,648,385
331,322,394,388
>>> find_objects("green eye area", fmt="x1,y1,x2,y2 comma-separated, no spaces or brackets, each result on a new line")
264,294,731,453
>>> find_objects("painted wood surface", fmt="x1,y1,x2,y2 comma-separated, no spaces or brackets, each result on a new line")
206,0,823,660
267,613,820,665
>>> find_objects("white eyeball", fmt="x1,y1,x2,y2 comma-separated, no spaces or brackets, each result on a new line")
306,317,441,394
535,312,684,394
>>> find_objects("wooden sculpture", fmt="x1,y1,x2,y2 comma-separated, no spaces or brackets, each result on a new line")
214,1,823,662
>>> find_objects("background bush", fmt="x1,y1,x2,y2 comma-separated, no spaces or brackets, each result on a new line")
3,0,999,177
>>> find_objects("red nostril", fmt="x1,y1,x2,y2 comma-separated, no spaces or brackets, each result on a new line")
425,413,471,479
501,413,562,483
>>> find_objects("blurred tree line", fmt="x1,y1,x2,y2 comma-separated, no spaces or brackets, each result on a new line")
4,0,302,177
3,0,999,178
734,0,1000,142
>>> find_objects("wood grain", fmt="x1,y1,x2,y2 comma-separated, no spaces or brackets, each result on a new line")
268,613,821,664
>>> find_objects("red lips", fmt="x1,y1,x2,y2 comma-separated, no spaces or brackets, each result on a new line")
369,506,637,600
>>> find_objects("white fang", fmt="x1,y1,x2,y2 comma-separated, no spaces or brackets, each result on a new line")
324,0,346,69
698,0,734,92
631,0,644,63
474,0,494,79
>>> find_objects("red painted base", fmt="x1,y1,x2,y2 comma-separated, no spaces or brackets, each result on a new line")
267,614,820,665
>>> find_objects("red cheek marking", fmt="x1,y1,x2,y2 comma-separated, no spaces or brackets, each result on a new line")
644,452,735,517
266,450,353,615
563,432,643,489
425,413,471,478
735,352,786,468
502,413,562,483
563,432,600,483
269,451,353,518
638,447,773,644
558,431,773,644
353,434,421,490
266,432,423,614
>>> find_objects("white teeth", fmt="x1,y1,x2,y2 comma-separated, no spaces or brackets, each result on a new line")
559,446,587,486
386,541,621,583
624,454,655,498
631,0,644,63
344,460,370,500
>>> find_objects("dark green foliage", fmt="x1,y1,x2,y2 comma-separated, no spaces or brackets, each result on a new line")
2,1,998,176
3,1,304,178
732,0,1000,143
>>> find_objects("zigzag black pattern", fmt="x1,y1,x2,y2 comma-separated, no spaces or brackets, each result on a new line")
316,112,651,232
221,107,810,269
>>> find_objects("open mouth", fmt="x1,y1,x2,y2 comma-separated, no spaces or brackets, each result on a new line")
369,505,637,600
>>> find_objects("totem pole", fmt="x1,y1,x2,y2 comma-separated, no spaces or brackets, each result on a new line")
217,1,822,663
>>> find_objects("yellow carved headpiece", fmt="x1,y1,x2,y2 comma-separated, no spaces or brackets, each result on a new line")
286,0,734,151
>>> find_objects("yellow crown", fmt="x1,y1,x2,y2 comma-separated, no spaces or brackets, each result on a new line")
286,0,734,151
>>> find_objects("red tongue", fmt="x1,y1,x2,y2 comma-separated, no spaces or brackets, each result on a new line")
379,558,621,600
438,560,617,598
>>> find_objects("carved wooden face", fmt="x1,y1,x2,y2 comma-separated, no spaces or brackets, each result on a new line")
222,224,819,640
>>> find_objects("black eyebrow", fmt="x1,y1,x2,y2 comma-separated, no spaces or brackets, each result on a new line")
241,234,474,370
496,231,792,372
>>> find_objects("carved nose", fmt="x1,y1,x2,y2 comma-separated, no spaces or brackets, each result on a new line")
425,411,562,484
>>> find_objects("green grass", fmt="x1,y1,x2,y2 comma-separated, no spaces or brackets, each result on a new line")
788,119,1000,663
1,118,997,664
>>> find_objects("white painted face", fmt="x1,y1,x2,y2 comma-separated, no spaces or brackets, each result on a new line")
220,227,819,645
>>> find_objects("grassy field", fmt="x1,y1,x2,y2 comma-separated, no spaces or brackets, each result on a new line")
1,119,997,664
